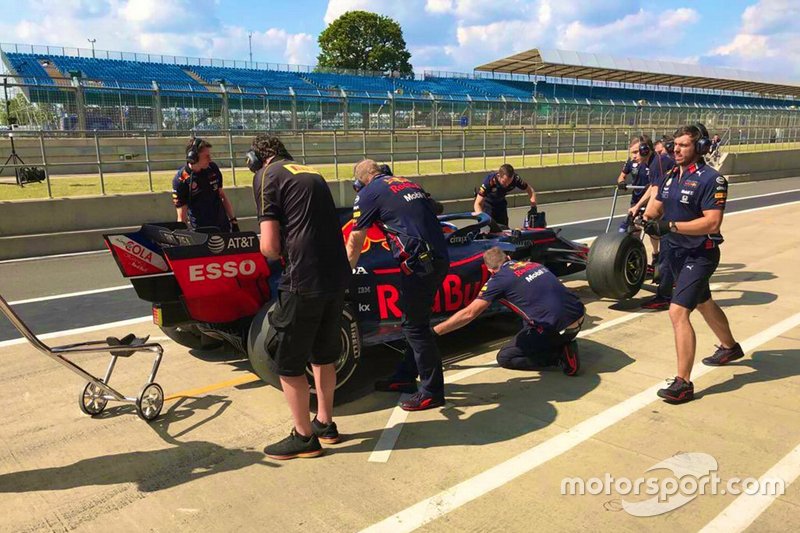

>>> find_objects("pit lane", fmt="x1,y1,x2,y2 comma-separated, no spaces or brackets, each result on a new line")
1,177,799,532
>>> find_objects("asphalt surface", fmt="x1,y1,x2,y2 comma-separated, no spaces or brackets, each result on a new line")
1,176,799,342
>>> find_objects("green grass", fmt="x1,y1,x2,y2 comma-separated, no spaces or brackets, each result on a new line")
2,141,799,201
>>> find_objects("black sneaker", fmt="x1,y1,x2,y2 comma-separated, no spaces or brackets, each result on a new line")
657,377,694,404
375,377,418,394
558,340,580,376
641,295,671,310
399,392,445,412
702,343,745,366
264,429,323,460
312,417,340,445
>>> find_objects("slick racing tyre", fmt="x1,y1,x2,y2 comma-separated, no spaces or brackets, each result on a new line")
247,302,362,399
586,232,647,299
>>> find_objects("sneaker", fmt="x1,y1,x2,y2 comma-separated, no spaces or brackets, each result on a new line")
558,340,580,376
657,377,694,404
702,343,745,366
641,295,671,310
399,392,445,412
646,264,655,278
375,377,418,394
264,429,323,460
312,417,340,445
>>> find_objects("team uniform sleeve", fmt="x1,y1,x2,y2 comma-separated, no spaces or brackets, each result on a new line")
477,272,506,303
257,168,283,222
477,174,493,197
622,159,633,175
212,162,224,189
171,169,189,208
703,174,728,211
352,188,381,231
513,174,530,191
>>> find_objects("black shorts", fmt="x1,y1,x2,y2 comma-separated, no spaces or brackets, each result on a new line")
266,290,345,377
669,247,720,310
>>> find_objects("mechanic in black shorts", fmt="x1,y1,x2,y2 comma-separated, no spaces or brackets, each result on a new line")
172,137,238,232
346,159,450,411
643,123,743,404
474,164,537,227
433,247,584,375
249,134,351,459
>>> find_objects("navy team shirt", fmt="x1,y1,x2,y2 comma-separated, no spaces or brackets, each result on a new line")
622,154,674,203
171,161,230,231
477,260,585,332
478,172,530,208
353,175,449,262
656,161,728,250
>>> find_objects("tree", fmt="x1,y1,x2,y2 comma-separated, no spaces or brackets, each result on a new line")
317,11,413,76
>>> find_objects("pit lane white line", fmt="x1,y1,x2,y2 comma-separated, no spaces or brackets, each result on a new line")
361,312,800,533
0,316,151,349
699,442,800,533
367,309,656,463
7,284,132,306
363,313,800,533
0,249,108,265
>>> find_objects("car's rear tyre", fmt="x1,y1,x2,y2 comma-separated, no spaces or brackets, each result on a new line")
246,302,363,399
159,325,224,350
586,232,647,299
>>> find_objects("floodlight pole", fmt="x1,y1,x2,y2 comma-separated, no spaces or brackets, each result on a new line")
248,33,253,66
87,38,96,58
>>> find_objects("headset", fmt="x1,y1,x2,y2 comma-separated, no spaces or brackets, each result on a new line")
659,135,675,155
186,137,203,165
245,149,262,173
692,122,712,155
636,134,654,158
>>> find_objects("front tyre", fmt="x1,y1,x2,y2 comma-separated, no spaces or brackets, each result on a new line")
586,232,647,299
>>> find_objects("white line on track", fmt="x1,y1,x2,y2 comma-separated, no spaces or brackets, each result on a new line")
7,285,132,306
0,249,108,265
699,443,800,533
361,312,800,532
367,309,656,463
0,316,151,349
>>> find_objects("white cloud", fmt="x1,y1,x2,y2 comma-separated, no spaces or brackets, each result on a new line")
706,0,800,77
0,0,315,66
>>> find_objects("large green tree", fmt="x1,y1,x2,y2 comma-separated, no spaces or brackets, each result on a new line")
317,11,413,75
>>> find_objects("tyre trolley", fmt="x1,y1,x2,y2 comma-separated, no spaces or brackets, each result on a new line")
0,293,166,422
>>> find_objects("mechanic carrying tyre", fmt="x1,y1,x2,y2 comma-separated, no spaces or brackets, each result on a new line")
249,134,351,459
473,164,537,227
616,135,674,278
433,247,584,375
346,160,450,412
172,137,239,232
642,123,743,404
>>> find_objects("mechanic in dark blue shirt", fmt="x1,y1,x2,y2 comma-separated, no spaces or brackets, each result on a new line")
643,123,743,404
346,160,450,411
172,137,238,232
616,135,673,235
474,164,537,227
433,246,585,376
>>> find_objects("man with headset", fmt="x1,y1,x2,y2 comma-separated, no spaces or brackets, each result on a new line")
642,123,743,404
346,159,450,411
474,164,537,227
617,135,674,275
172,137,238,232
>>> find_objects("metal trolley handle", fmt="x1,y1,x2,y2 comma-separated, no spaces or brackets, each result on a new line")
0,293,166,422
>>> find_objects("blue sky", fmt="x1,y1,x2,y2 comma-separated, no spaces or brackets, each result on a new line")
0,0,797,78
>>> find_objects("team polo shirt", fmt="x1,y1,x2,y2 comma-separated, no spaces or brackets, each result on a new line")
171,161,229,231
478,172,530,207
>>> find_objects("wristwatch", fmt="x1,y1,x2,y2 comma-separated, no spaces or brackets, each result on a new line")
669,221,678,233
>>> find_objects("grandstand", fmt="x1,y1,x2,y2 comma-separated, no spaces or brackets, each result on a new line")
1,43,798,132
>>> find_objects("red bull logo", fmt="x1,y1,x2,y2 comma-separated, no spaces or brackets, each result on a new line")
341,219,390,254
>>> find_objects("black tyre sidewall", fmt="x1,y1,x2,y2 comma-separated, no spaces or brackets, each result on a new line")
587,232,647,299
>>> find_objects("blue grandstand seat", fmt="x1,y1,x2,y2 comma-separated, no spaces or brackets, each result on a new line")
3,53,56,85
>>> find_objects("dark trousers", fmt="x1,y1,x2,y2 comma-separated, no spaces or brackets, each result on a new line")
656,241,675,298
497,321,582,371
484,201,509,227
393,258,449,398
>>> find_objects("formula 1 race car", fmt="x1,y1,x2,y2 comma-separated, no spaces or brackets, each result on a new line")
104,210,645,393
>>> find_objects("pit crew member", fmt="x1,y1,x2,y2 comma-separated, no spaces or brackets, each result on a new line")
473,164,537,227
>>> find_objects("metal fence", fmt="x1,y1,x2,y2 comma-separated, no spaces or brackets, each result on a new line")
2,73,799,135
1,124,798,199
